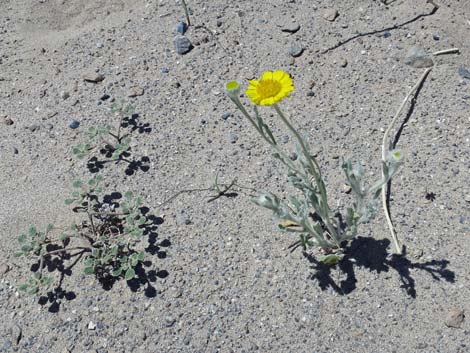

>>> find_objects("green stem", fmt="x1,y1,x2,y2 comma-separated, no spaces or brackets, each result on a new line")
273,104,340,246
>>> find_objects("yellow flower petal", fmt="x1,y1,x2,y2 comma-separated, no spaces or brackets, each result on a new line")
245,70,294,106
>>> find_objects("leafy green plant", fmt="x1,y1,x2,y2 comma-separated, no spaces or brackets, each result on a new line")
226,71,404,263
73,102,135,162
15,176,152,295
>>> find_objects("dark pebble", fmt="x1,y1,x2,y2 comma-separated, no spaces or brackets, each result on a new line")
307,91,315,97
222,112,232,120
229,132,238,143
458,67,470,79
175,22,187,34
383,31,391,38
432,33,440,41
160,67,170,74
174,35,193,55
69,120,80,129
100,94,111,101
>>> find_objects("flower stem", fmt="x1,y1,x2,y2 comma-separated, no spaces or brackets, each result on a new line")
273,104,340,246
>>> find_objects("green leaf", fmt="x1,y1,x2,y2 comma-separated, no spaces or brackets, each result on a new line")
71,191,80,198
318,254,342,265
14,251,24,257
111,267,122,277
72,180,83,188
137,251,145,261
18,283,29,292
28,226,37,237
124,191,133,200
45,224,54,233
124,268,135,281
84,266,95,275
18,234,27,244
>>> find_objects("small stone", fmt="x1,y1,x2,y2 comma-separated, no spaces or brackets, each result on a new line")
445,308,465,328
69,120,80,129
3,117,13,125
383,31,391,38
343,185,352,194
165,316,176,327
404,47,434,68
288,42,304,57
458,67,470,79
432,33,440,41
222,112,232,120
281,135,289,144
128,86,144,97
12,147,18,154
306,91,315,97
0,263,10,275
27,124,40,132
96,42,104,48
160,67,170,74
323,9,339,22
174,35,193,55
9,325,22,345
216,19,223,27
88,321,97,330
60,91,70,100
290,152,298,161
340,58,348,67
100,94,110,101
83,72,105,83
229,132,238,143
280,22,300,34
175,22,187,34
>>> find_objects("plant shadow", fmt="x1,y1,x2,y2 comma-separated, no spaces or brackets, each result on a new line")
305,237,455,298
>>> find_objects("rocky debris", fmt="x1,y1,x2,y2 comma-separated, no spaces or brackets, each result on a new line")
404,47,434,68
3,116,13,125
445,308,465,328
164,316,176,327
128,86,145,97
221,112,232,120
279,21,300,34
0,263,10,275
323,8,339,22
288,42,304,57
340,58,348,67
60,91,70,100
229,132,238,143
458,67,470,79
27,124,41,132
83,72,105,83
69,120,80,129
87,321,97,330
9,325,22,345
175,21,187,34
174,35,193,55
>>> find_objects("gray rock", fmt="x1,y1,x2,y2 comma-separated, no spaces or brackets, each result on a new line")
83,72,105,83
458,67,470,79
60,91,70,100
27,124,40,132
445,308,465,328
96,42,104,48
340,58,348,67
0,263,9,275
280,22,300,34
164,316,176,327
404,47,434,68
12,147,18,154
3,117,13,125
229,132,238,143
222,112,232,120
87,321,97,330
288,42,304,57
174,35,193,55
323,9,339,22
175,22,187,34
69,120,80,129
9,325,22,345
128,86,144,97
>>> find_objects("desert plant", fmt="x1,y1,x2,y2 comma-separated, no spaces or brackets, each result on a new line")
15,175,152,295
225,70,404,263
73,102,136,161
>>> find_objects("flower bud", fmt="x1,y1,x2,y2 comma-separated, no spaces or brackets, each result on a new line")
225,81,241,99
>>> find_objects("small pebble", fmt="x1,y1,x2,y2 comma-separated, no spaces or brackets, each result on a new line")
160,67,170,74
445,308,465,328
128,86,144,97
9,325,22,345
0,263,10,275
3,117,14,125
60,91,70,100
174,35,193,55
100,94,111,101
229,132,238,143
458,67,470,79
432,33,440,41
83,72,105,83
288,42,304,57
88,321,97,330
323,8,339,22
175,21,187,34
340,58,348,67
165,316,176,327
404,46,434,68
280,22,300,34
69,120,80,129
222,112,232,120
27,124,40,132
383,31,391,38
96,42,104,48
306,91,315,97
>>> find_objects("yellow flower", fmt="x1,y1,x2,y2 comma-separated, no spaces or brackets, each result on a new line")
246,70,294,106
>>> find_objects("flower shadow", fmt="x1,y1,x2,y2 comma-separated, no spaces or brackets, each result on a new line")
305,237,455,298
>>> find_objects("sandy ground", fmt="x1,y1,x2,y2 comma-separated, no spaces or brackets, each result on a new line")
0,0,469,352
